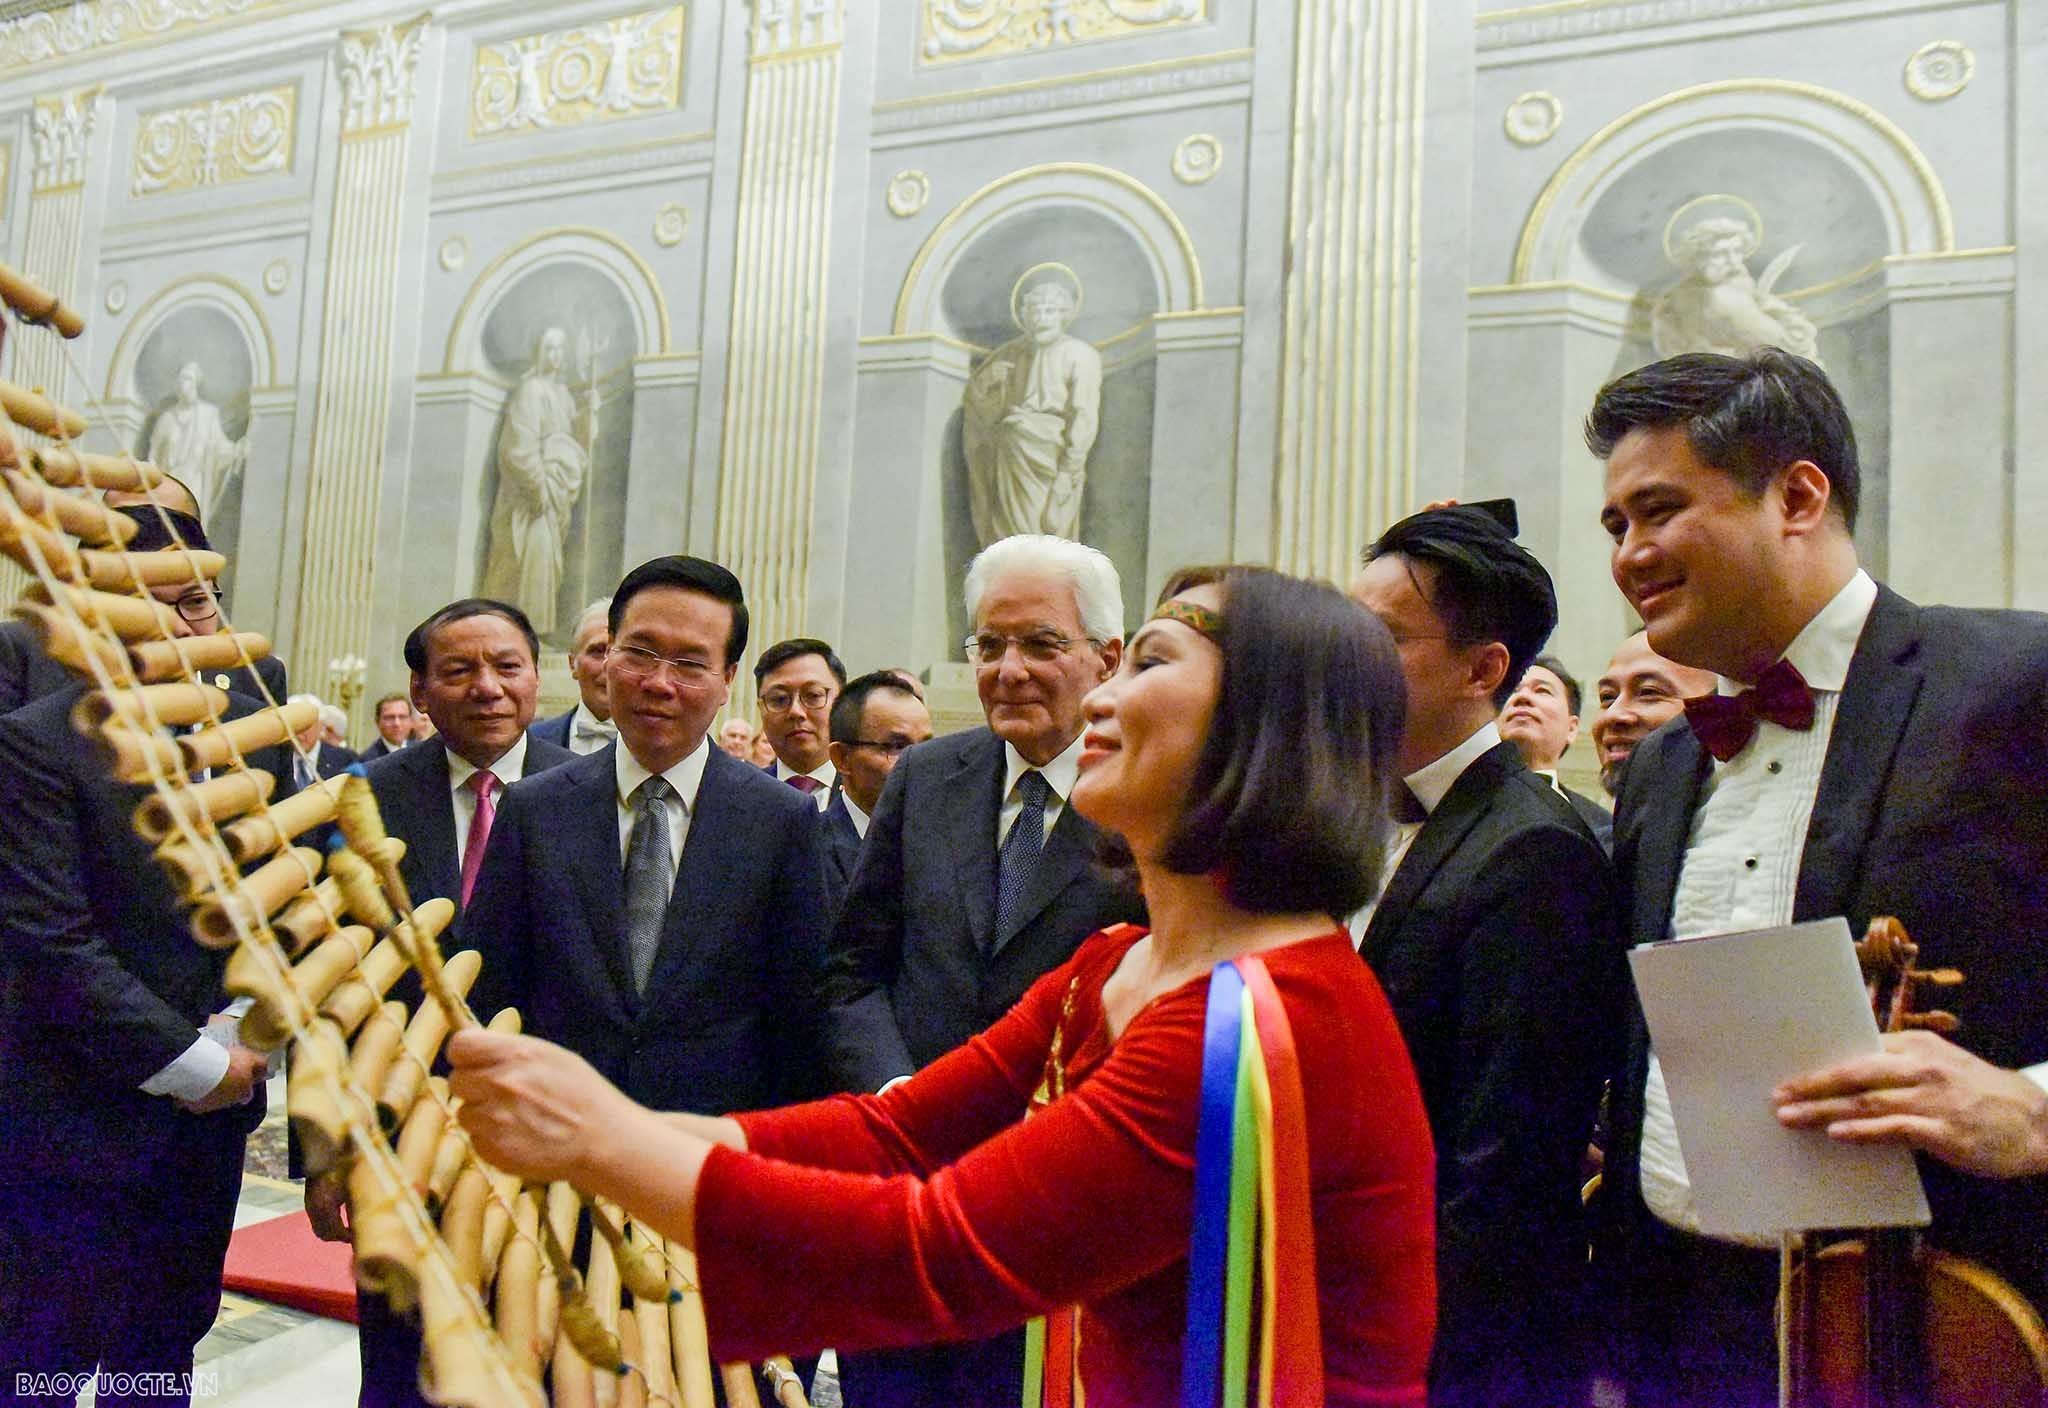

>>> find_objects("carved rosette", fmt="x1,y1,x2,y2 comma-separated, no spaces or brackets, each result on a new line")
1904,41,1973,102
31,87,99,191
885,169,930,217
470,5,683,138
262,258,290,294
338,14,429,134
653,202,689,245
1171,134,1222,184
1503,91,1563,146
437,236,468,271
132,84,295,196
921,0,1208,64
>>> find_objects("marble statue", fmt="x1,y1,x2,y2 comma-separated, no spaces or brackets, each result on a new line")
480,326,598,636
146,362,248,522
962,264,1102,545
1652,216,1819,363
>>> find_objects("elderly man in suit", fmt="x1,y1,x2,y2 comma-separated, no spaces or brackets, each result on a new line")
819,670,932,917
1349,506,1624,1408
461,556,826,1117
0,507,295,1406
820,533,1145,1408
530,597,616,756
1585,349,2048,1407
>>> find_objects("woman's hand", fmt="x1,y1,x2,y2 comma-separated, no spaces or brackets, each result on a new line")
447,1028,637,1185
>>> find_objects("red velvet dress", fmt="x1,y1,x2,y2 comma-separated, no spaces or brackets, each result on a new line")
695,927,1437,1406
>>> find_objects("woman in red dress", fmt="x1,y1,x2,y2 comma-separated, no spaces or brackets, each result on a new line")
451,566,1438,1406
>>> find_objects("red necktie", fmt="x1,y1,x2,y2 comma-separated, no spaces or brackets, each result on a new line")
459,770,498,907
1682,659,1817,762
787,774,822,795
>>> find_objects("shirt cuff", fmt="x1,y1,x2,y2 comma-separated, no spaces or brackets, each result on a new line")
2024,1063,2048,1097
877,1074,913,1096
139,1033,230,1102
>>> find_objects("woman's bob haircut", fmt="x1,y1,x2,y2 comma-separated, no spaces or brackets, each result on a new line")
1139,564,1407,919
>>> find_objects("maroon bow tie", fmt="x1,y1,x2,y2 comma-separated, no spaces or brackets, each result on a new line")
1682,658,1817,762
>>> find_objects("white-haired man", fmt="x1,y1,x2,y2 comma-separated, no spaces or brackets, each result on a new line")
820,534,1145,1408
529,597,616,756
286,693,358,791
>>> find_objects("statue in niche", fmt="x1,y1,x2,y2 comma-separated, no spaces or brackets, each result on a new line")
1652,215,1819,363
962,263,1102,546
480,326,601,637
147,361,248,523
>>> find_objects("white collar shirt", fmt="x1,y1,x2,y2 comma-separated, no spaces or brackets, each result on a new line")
567,703,617,756
841,791,872,840
998,731,1086,850
1348,721,1502,947
615,737,710,887
1640,568,1878,1242
447,733,529,873
771,755,837,809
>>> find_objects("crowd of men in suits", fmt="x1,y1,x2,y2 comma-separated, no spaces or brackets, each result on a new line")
2,347,2045,1408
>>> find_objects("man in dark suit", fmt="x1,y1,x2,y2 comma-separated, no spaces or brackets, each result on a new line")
820,534,1144,1407
0,516,296,1404
755,636,846,803
1349,507,1625,1408
1501,652,1614,850
359,693,414,762
286,695,358,787
529,597,617,756
1585,349,2048,1407
819,670,933,917
348,598,570,1408
461,556,826,1117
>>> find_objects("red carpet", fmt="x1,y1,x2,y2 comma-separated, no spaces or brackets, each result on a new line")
222,1211,359,1324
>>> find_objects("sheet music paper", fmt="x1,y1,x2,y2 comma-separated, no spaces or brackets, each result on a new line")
1628,916,1930,1238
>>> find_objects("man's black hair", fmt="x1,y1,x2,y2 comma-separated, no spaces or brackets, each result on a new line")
753,637,847,690
608,556,749,665
402,598,539,674
1522,654,1582,718
828,669,920,745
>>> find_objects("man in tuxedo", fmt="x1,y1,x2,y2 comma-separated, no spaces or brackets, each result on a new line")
0,512,293,1406
755,637,845,804
349,598,571,1407
820,534,1144,1408
819,670,932,917
1588,630,1715,797
1348,506,1624,1408
1501,652,1613,849
1586,348,2048,1407
530,597,616,755
461,555,827,1118
360,694,414,761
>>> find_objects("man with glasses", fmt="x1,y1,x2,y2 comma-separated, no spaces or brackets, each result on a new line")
753,636,845,804
819,671,933,916
820,534,1143,1408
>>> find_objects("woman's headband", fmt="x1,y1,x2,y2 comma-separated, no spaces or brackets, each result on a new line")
1149,599,1223,641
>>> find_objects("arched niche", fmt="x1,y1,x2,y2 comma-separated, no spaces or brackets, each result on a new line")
104,273,278,403
443,226,670,374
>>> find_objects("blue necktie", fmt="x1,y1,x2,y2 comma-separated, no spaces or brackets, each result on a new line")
993,770,1050,952
623,776,674,993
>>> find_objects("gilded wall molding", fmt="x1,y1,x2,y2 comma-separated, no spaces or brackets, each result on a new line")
1478,0,1828,50
920,0,1209,66
0,0,292,74
131,83,296,197
338,13,429,135
752,0,842,60
873,48,1251,135
469,5,684,139
431,130,713,204
31,86,99,192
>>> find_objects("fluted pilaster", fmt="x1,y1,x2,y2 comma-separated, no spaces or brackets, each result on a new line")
1272,0,1429,579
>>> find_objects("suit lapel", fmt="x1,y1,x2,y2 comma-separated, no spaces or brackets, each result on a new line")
1362,742,1517,955
944,734,1005,953
407,739,463,909
561,750,636,1011
1621,724,1711,946
1793,587,1923,924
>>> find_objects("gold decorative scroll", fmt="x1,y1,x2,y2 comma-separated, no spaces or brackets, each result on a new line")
919,0,1208,65
0,0,289,75
131,84,296,197
469,5,684,139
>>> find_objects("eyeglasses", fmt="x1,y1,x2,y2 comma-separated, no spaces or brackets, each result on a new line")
172,589,220,623
610,643,719,686
844,737,920,757
963,631,1097,666
760,686,835,714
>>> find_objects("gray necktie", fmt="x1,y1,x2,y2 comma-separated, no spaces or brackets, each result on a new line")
993,769,1050,952
623,776,675,993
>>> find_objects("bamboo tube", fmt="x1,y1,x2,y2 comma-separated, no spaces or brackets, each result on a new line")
586,1212,624,1345
479,1164,523,1292
76,681,226,731
0,264,86,337
377,948,482,1130
442,1165,489,1290
633,1262,679,1408
496,1191,545,1382
155,837,228,901
591,1202,673,1306
351,1153,422,1315
221,774,345,862
3,469,136,543
0,380,87,440
347,1000,410,1109
0,503,79,577
180,699,318,773
275,876,348,956
616,1310,646,1408
29,446,165,491
79,547,225,592
763,1358,808,1408
720,1363,765,1408
667,1242,716,1408
419,1265,531,1408
286,1019,354,1177
395,1077,450,1203
238,925,374,1049
320,939,409,1038
13,602,130,682
425,1124,470,1216
134,767,272,843
191,845,322,947
553,1327,599,1408
129,631,272,685
94,723,186,784
26,580,181,640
